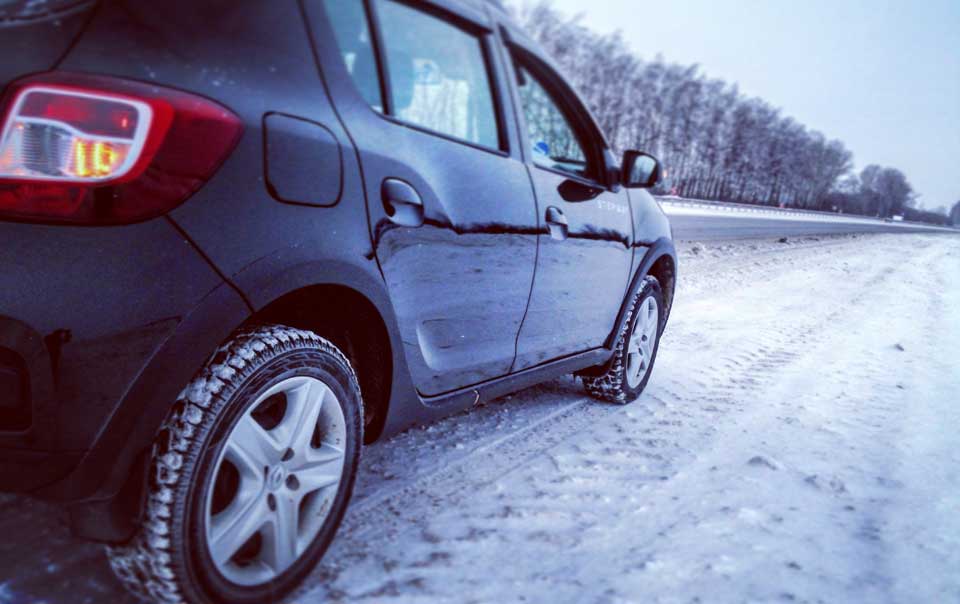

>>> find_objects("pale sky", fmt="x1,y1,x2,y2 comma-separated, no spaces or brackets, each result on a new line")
548,0,960,210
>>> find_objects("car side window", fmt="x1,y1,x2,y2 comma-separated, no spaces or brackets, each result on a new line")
373,0,500,149
514,63,589,179
320,0,384,112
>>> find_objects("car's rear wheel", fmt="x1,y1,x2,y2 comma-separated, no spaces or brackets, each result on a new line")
581,276,664,404
107,325,363,604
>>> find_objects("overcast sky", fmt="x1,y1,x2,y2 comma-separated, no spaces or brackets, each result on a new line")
548,0,960,210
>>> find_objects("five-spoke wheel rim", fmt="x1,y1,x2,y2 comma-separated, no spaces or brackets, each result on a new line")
205,376,346,586
626,296,659,388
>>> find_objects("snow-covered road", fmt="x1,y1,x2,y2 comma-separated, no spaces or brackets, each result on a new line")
2,233,958,604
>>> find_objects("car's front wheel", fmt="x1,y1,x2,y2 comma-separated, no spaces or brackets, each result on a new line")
581,276,664,404
108,325,363,604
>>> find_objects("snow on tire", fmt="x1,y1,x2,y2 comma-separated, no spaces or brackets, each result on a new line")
107,324,363,604
582,276,664,404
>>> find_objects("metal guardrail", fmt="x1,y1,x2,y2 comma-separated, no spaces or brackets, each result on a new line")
658,196,836,217
656,196,958,240
656,196,957,229
658,196,874,220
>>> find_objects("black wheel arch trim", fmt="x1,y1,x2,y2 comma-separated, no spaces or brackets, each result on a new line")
54,255,414,543
41,281,251,506
233,253,417,445
605,237,677,350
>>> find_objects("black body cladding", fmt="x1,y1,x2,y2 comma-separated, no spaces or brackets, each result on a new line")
0,0,675,542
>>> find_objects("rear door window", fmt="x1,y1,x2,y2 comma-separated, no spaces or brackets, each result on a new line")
373,0,500,149
320,0,504,151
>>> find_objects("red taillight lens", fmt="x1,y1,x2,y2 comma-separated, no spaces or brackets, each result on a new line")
1,87,156,183
0,73,242,224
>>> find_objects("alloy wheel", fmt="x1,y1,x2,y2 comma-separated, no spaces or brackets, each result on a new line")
204,376,347,586
626,296,659,388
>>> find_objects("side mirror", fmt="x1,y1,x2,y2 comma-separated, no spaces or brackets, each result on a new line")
621,151,662,189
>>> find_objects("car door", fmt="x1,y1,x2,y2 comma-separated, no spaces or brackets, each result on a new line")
504,38,635,371
306,0,538,396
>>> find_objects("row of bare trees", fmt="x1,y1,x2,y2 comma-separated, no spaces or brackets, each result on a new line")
513,2,950,224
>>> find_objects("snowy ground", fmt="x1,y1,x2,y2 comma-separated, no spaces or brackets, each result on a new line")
2,233,959,604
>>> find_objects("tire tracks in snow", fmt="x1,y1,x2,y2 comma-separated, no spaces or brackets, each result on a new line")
302,236,931,601
579,236,956,604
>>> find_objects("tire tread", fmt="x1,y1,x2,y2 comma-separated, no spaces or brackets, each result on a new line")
582,276,660,404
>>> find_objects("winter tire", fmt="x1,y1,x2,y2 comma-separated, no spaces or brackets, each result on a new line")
107,325,363,604
582,276,664,404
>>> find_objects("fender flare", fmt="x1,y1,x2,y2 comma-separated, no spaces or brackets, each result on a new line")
605,237,677,350
61,254,410,542
45,281,251,507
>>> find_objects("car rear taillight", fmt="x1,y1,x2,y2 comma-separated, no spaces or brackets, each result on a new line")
0,73,242,224
1,86,158,183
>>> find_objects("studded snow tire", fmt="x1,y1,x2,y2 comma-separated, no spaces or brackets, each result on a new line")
106,324,363,604
581,276,664,404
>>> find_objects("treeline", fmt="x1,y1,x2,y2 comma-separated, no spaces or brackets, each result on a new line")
513,2,951,225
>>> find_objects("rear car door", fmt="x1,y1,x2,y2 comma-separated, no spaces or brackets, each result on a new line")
306,0,538,396
504,38,635,370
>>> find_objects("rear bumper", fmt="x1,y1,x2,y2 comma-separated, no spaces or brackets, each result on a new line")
0,216,227,499
0,448,80,492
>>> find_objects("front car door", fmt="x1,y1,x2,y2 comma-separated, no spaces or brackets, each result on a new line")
306,0,539,396
501,30,635,371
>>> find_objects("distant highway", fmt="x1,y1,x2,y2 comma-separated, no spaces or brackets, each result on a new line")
660,197,957,240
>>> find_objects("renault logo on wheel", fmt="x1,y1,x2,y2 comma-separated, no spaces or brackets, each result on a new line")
267,466,286,491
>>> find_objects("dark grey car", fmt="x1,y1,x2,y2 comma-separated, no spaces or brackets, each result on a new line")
0,1,676,602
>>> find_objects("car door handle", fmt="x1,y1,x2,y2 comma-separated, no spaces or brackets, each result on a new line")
382,178,425,227
545,206,569,241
